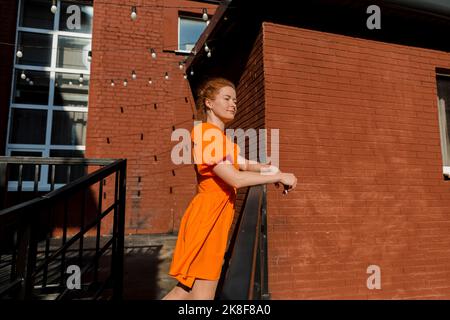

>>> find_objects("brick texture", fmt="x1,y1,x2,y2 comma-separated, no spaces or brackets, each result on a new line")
263,21,450,299
84,0,217,235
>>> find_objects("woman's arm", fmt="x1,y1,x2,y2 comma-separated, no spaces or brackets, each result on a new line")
213,161,282,189
237,155,279,173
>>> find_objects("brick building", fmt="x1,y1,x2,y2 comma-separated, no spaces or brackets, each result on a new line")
184,0,450,299
2,0,450,300
0,0,219,235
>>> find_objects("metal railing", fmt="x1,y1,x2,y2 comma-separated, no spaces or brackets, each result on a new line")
0,157,127,300
218,184,270,300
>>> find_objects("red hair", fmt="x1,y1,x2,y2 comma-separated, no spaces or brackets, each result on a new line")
195,77,235,121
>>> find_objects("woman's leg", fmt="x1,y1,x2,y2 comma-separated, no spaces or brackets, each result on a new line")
189,279,219,300
161,282,193,300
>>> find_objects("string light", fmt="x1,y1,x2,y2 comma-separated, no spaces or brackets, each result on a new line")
132,70,137,80
16,48,23,58
150,48,156,59
202,8,208,21
21,70,26,80
131,6,137,20
51,0,57,14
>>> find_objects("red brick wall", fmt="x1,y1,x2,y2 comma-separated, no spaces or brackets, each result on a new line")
225,27,266,246
85,0,217,235
0,0,18,155
263,21,450,299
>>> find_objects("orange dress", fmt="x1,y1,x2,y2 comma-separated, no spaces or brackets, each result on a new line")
168,121,241,288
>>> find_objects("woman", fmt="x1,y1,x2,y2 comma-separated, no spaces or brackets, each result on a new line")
162,77,297,300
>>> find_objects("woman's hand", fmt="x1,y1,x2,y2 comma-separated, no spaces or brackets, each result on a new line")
278,172,297,195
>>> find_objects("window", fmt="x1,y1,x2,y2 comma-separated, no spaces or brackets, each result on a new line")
178,16,207,52
436,70,450,175
6,0,93,191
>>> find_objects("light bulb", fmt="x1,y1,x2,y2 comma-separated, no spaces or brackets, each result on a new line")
79,83,83,87
207,51,212,58
111,80,115,86
69,81,73,85
51,0,57,14
150,48,156,59
79,74,84,82
190,69,194,76
164,72,169,80
202,8,208,21
16,49,23,58
183,74,187,79
179,62,184,70
148,78,152,84
206,20,210,26
132,70,137,80
87,51,92,62
26,77,30,82
29,80,34,86
131,6,137,21
21,70,26,80
204,43,209,52
55,82,58,87
123,79,128,86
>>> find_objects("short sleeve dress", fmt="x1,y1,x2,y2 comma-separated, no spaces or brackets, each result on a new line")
168,121,241,289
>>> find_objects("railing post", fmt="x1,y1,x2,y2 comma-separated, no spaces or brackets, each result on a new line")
113,160,126,300
0,162,7,210
15,209,39,299
261,185,270,300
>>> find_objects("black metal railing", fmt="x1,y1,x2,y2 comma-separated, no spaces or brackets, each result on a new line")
0,157,126,300
218,184,270,300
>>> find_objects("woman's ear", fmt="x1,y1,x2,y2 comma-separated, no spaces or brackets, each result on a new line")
204,98,212,110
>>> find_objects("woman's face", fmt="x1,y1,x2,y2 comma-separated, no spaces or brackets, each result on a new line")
206,86,237,123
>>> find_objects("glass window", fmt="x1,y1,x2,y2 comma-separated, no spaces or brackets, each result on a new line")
54,73,89,107
48,149,86,184
51,111,87,145
57,36,91,70
59,1,93,34
16,31,52,67
13,69,50,105
179,17,207,52
437,74,450,166
19,0,54,30
9,108,47,144
9,150,43,182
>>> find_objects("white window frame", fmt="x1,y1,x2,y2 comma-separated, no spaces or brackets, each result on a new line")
6,0,91,192
177,15,207,54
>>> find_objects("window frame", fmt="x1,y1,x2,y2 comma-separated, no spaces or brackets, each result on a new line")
436,71,450,178
177,14,207,54
6,0,91,191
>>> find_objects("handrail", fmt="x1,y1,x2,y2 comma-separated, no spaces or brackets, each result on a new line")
218,184,270,300
0,157,127,300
